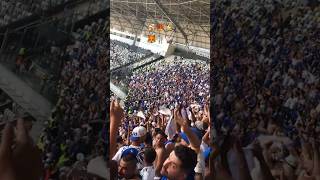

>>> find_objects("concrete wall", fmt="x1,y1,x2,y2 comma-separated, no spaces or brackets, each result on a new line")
110,81,127,100
111,28,169,56
111,28,210,59
165,44,176,57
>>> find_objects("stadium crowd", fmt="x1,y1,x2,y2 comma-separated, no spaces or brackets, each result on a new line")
110,40,150,69
211,0,320,180
0,0,73,27
110,55,211,180
126,57,209,112
37,18,108,179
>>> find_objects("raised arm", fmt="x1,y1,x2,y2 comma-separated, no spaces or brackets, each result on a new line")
110,99,124,158
233,138,253,180
312,139,320,180
155,148,166,177
252,141,275,180
174,107,201,152
202,126,210,146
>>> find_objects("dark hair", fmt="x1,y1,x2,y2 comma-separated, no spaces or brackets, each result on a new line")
174,145,197,173
144,147,157,164
170,134,179,142
117,136,123,143
155,130,167,138
154,128,162,134
121,153,138,167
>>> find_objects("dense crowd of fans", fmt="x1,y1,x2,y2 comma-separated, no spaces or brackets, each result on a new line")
211,0,320,180
0,0,72,27
0,0,108,27
126,56,209,112
110,55,211,180
3,0,320,179
110,40,150,69
37,18,108,179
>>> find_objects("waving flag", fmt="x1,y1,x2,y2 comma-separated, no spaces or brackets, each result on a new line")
156,23,164,31
136,111,146,119
158,108,172,116
165,115,176,140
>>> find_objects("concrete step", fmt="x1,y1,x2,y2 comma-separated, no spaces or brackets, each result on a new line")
0,62,53,140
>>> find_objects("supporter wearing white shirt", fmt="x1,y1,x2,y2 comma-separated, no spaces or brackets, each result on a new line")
113,126,147,170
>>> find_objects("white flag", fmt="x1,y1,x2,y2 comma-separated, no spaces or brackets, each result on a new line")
165,115,176,140
136,111,146,119
158,108,171,116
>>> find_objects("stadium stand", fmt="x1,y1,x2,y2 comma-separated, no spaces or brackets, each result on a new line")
0,0,109,179
109,1,210,179
211,0,320,180
110,40,151,69
37,16,108,179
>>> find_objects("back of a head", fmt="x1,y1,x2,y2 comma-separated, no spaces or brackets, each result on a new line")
144,147,157,164
121,153,138,167
174,145,197,174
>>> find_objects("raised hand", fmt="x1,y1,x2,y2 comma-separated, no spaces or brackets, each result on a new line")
252,140,264,158
311,137,320,178
174,106,201,151
174,106,188,127
251,140,275,180
232,137,253,180
110,99,125,158
0,119,43,180
110,99,124,123
0,123,16,180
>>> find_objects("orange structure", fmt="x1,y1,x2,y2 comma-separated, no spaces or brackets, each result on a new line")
148,35,156,43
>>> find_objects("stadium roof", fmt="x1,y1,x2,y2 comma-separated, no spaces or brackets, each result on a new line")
111,0,210,49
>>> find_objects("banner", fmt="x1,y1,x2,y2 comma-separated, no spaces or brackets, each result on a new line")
165,115,176,140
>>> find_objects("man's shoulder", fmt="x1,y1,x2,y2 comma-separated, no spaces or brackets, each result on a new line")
118,146,129,151
113,146,130,160
117,145,135,152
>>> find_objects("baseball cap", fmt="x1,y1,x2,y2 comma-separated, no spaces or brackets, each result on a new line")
130,126,147,141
